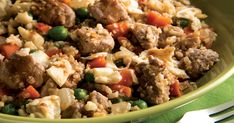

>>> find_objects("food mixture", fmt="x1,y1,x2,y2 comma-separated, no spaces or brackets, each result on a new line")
0,0,219,119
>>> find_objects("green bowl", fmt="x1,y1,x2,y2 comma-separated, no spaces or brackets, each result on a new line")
0,0,234,122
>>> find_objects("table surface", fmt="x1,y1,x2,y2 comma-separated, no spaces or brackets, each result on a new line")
145,75,234,123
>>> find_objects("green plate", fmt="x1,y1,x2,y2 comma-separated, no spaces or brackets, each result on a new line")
0,0,233,122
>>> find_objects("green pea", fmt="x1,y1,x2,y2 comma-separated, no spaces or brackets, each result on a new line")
132,99,148,109
179,18,190,28
75,8,89,19
85,72,95,82
48,26,68,41
74,88,88,100
1,103,17,115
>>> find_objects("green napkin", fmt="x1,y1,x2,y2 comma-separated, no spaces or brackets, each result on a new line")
145,75,234,123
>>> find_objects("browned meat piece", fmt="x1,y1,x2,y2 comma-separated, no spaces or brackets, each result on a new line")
0,0,11,20
136,56,175,105
130,23,161,50
70,24,115,55
31,0,75,27
40,79,58,97
89,91,111,110
95,84,119,99
175,27,216,51
0,54,45,89
180,47,219,79
61,101,84,118
180,81,197,94
94,84,112,96
176,32,201,51
85,91,111,117
88,0,130,24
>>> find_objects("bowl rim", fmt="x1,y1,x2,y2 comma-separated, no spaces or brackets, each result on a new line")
0,63,233,123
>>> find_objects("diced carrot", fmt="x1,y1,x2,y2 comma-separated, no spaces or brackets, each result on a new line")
45,48,62,57
59,0,71,4
106,22,129,38
170,81,182,97
109,85,132,97
35,23,51,33
0,44,20,59
118,68,133,87
20,85,40,99
88,56,106,69
147,11,172,27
